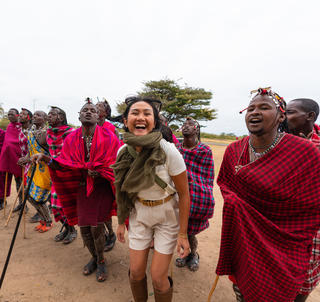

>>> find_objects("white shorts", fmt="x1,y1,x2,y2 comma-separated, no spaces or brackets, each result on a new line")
128,197,179,255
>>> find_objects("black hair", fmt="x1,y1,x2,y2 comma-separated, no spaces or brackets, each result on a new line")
80,98,97,112
21,108,33,119
9,108,19,115
122,96,161,132
97,100,112,119
185,117,201,140
160,125,173,143
50,106,68,125
290,98,319,120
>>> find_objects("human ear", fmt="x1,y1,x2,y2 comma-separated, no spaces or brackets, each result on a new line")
123,118,128,128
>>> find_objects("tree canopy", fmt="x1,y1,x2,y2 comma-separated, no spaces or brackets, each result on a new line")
116,79,217,126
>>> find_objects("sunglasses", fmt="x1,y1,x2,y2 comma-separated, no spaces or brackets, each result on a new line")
125,96,162,111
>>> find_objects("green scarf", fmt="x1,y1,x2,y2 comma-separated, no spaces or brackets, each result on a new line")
111,131,166,224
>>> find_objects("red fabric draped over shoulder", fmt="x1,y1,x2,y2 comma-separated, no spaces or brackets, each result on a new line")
0,122,22,177
50,125,121,225
216,134,320,302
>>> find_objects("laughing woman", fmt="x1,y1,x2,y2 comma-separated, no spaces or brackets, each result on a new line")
112,96,190,302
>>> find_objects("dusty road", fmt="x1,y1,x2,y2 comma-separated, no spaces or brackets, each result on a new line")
0,145,319,302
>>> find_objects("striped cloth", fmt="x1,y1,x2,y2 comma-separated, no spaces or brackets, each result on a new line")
51,125,121,226
47,125,74,222
177,143,214,235
217,134,320,302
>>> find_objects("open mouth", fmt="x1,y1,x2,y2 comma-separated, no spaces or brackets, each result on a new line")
249,118,262,125
135,124,146,130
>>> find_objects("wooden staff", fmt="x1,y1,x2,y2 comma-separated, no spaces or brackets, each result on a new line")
4,183,23,227
207,275,220,302
3,172,8,217
0,164,36,289
22,168,26,239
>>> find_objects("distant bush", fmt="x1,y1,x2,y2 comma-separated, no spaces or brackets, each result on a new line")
0,118,9,130
173,131,247,141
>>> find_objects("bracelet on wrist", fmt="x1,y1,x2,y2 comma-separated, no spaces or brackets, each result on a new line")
178,232,188,239
47,157,53,166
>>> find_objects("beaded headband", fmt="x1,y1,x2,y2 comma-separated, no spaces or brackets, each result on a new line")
239,87,286,114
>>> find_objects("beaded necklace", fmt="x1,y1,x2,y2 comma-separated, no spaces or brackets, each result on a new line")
82,135,93,159
249,132,281,159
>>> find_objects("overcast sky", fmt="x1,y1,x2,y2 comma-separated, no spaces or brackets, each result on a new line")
0,0,319,135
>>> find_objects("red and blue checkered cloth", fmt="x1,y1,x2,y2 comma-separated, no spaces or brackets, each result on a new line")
177,143,215,235
217,134,320,302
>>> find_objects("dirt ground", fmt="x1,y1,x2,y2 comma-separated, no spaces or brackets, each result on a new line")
0,145,319,302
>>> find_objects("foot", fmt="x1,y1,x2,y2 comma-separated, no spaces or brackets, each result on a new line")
63,227,77,244
96,260,107,282
187,252,200,272
54,227,69,242
104,233,116,252
175,253,191,268
29,212,41,223
13,203,23,213
39,223,53,233
83,258,97,276
34,221,45,231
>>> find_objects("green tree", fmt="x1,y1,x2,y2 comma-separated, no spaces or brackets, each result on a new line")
116,79,217,126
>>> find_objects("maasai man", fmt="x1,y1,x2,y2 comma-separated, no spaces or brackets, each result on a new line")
286,98,320,148
32,100,121,282
286,98,320,300
18,110,52,232
0,108,22,210
46,106,77,244
217,88,320,302
0,128,11,210
175,117,214,271
96,98,118,252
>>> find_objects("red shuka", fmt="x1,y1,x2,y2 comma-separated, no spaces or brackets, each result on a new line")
217,134,320,302
51,125,121,226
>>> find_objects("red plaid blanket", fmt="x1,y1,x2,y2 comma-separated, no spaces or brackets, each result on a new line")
51,125,121,225
217,134,320,302
47,125,74,222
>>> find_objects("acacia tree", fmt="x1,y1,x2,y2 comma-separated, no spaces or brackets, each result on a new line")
116,79,217,127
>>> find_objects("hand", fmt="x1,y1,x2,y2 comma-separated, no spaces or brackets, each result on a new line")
88,169,100,178
117,224,126,243
17,156,30,166
299,132,313,140
30,153,45,164
177,237,190,259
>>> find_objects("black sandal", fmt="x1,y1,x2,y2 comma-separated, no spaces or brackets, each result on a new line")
175,253,191,268
83,258,97,276
54,227,68,242
96,260,107,282
187,252,200,272
63,227,77,245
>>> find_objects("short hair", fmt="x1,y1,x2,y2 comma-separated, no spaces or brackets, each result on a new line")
290,98,319,120
50,106,68,125
9,108,19,115
185,116,201,140
21,108,33,119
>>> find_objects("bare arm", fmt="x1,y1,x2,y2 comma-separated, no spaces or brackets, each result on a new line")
171,171,190,258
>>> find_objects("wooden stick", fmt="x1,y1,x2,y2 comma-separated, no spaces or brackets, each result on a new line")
3,172,8,217
4,183,23,227
207,275,220,302
0,164,36,289
22,168,26,239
